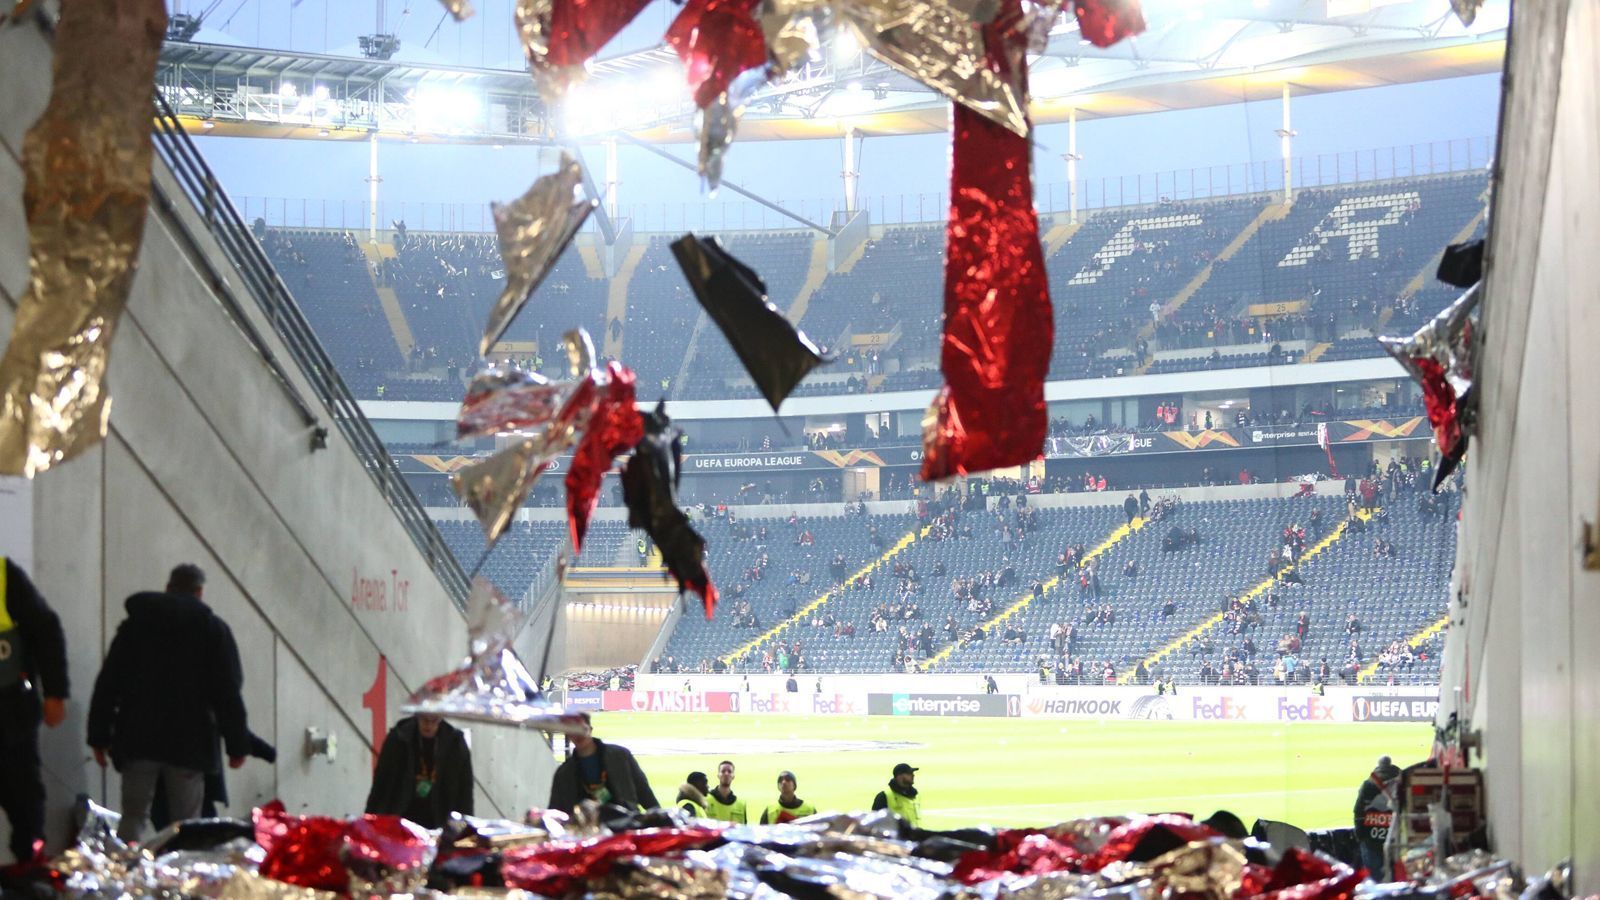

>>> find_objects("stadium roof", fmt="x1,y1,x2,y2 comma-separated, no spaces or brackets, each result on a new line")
158,0,1505,144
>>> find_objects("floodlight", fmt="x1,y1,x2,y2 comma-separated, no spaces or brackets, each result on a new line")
278,82,298,99
832,27,861,66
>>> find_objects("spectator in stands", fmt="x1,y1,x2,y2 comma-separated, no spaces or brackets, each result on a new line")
760,771,817,824
88,564,254,842
1122,494,1139,525
366,713,473,829
548,713,658,814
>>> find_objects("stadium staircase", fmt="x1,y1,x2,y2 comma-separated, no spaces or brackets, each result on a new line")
1140,200,1293,344
1043,221,1083,255
1122,508,1371,682
919,514,1148,671
577,241,606,278
1300,342,1333,364
604,244,646,359
785,237,831,320
718,523,930,666
358,243,417,356
1395,207,1487,302
1357,613,1448,683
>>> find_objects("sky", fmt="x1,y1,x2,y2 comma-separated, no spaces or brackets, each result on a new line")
181,0,1504,230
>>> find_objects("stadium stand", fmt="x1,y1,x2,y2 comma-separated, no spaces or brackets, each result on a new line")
641,478,1452,684
263,170,1486,402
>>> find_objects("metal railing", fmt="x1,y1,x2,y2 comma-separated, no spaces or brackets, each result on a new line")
150,94,472,607
232,135,1495,234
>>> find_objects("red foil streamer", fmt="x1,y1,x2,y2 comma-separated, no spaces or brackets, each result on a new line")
546,0,653,67
952,830,1085,883
1081,815,1215,871
921,0,1052,481
1414,357,1462,457
565,362,644,553
666,0,766,109
1072,0,1146,48
252,802,349,892
501,827,723,894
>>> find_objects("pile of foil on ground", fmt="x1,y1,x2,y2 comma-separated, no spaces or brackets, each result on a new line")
42,804,1562,900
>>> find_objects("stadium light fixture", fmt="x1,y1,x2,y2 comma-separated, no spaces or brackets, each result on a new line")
832,27,861,66
278,82,298,99
313,84,331,101
412,86,482,133
201,119,215,130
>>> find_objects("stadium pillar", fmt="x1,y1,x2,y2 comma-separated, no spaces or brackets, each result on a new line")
1276,84,1296,204
842,127,859,213
604,138,619,219
1064,107,1081,224
366,130,381,243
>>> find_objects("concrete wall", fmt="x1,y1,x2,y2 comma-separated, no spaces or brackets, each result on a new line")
1440,0,1600,890
0,16,555,858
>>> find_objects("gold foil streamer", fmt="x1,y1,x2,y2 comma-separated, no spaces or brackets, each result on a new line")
479,153,597,357
451,435,564,544
758,0,827,75
835,0,1028,137
218,871,341,900
437,0,477,20
1449,0,1482,25
0,0,167,477
1143,839,1246,900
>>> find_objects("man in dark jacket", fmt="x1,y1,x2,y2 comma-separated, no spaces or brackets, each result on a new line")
1354,755,1401,879
548,713,657,814
87,564,252,841
365,714,473,829
0,558,69,862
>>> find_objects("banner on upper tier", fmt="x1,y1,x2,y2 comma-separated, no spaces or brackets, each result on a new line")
397,418,1432,475
866,693,1021,718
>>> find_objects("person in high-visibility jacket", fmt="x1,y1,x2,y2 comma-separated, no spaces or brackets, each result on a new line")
704,760,748,823
676,771,709,818
759,770,817,824
871,763,921,827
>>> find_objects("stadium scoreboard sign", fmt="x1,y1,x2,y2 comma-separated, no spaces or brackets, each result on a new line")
867,693,1020,718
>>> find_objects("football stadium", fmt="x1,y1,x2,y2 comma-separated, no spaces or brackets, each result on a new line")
0,0,1595,895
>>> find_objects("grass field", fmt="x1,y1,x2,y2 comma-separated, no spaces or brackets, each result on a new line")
593,713,1431,831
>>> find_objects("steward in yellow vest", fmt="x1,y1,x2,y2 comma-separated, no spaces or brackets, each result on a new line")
871,763,921,828
759,770,817,824
0,557,70,861
704,760,748,823
676,771,710,818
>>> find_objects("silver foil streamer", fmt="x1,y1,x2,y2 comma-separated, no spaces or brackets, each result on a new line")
1378,282,1479,400
451,328,600,545
480,153,597,357
835,0,1029,137
401,577,589,732
456,362,582,441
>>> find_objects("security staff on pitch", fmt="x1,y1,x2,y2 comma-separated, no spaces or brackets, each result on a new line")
0,558,69,863
676,770,709,818
704,759,747,823
872,763,921,827
759,770,816,824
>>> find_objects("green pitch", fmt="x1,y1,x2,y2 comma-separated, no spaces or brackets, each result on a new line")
592,713,1431,831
